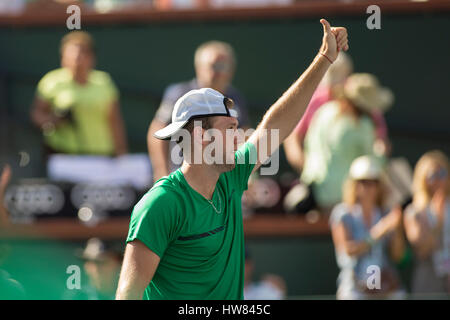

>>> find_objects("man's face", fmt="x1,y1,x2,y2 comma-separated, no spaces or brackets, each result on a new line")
196,49,234,93
61,42,94,74
202,116,239,172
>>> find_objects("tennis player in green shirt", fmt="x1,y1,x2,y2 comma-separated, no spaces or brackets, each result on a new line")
116,19,348,300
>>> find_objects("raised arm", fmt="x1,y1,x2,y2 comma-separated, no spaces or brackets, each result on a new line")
30,96,64,129
116,240,160,300
331,221,371,258
248,19,348,171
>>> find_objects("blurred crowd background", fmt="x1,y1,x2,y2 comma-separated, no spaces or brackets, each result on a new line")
0,0,450,300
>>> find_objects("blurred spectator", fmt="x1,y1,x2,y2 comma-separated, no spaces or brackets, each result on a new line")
283,52,353,173
0,0,25,14
23,0,88,13
283,52,390,174
244,247,287,300
63,238,123,300
330,155,406,300
92,0,152,12
154,0,203,9
210,0,293,8
155,0,292,9
404,150,450,296
147,40,249,183
242,175,282,216
31,31,128,157
287,73,393,214
0,164,11,227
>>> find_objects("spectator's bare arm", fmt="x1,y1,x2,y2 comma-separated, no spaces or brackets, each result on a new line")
389,225,406,263
0,165,11,227
331,221,371,257
108,101,128,156
283,131,305,174
404,203,442,260
147,119,170,183
116,240,160,300
30,96,63,129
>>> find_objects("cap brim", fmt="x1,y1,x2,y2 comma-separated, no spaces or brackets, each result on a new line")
153,120,189,140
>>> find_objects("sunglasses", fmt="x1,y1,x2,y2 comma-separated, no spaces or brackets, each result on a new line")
427,168,448,182
212,61,232,73
357,179,379,186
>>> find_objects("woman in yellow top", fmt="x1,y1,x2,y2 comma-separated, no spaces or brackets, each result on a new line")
31,31,128,156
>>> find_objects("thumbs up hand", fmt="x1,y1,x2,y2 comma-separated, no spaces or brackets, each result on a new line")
319,19,349,63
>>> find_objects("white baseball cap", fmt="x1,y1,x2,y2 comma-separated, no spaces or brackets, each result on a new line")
349,155,383,180
154,88,238,140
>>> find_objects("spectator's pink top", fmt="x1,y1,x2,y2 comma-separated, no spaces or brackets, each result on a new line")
294,86,388,141
370,110,388,141
294,85,331,137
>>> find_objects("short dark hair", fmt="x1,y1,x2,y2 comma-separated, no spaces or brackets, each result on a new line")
176,117,214,153
183,116,213,135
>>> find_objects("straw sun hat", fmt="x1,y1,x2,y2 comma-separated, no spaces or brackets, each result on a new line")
343,73,394,113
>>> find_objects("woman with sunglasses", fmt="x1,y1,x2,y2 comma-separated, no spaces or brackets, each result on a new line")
404,150,450,297
330,155,406,299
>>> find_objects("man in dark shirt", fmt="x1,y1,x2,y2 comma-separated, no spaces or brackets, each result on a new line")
147,41,250,183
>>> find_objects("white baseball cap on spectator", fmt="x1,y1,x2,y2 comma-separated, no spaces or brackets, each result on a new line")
349,155,383,181
154,88,238,140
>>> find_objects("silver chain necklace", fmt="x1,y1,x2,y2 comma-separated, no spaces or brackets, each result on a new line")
207,193,222,214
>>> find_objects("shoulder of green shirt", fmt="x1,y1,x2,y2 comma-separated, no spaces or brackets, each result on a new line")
226,141,257,191
90,70,119,99
89,70,114,84
127,177,185,255
36,68,70,98
235,141,257,163
37,68,117,93
135,177,183,210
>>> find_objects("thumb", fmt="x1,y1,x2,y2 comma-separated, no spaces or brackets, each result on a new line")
320,19,332,35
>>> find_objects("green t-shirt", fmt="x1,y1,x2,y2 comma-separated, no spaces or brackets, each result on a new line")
126,142,257,300
36,68,119,155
